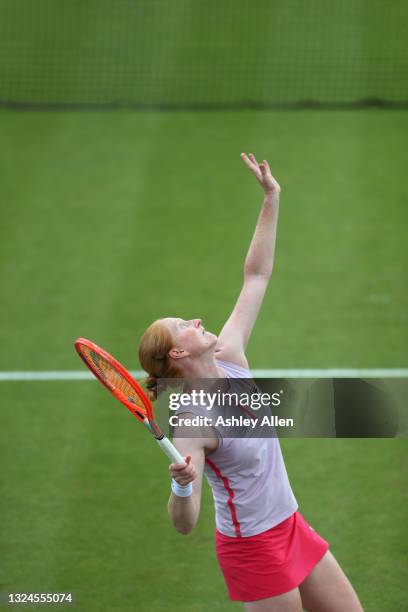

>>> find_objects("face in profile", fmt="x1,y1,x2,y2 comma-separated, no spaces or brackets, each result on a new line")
162,317,218,359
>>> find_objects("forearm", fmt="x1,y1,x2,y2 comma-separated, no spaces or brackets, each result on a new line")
168,492,199,535
244,192,280,279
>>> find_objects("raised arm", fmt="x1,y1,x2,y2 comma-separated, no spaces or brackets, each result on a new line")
216,153,281,368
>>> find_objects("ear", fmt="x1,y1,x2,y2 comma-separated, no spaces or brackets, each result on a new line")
168,348,190,360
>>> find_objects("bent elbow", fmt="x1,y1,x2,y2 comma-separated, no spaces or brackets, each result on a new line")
174,518,197,535
175,524,194,536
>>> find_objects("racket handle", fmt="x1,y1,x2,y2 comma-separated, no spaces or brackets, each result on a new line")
156,436,185,464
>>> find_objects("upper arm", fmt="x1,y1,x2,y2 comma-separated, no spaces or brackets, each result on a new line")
216,275,269,367
171,418,217,509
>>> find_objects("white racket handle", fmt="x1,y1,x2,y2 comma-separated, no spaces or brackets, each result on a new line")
156,436,184,464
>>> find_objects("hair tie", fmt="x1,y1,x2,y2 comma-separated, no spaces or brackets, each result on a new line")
146,375,158,389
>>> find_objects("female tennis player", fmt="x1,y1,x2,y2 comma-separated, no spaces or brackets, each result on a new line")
138,153,363,612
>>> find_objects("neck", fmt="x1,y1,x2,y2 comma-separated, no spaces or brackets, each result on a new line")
180,350,225,378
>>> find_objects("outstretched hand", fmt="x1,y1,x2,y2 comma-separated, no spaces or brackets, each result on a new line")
240,152,281,196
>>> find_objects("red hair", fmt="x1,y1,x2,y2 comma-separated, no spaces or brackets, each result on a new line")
138,320,183,400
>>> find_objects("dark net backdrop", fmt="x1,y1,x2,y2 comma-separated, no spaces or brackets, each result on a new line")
0,0,407,110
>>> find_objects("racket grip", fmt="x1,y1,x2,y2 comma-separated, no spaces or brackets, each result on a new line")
156,436,185,464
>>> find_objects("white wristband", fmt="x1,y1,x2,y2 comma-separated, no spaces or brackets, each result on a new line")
171,478,193,497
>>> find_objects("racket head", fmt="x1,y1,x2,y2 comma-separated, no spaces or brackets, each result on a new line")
74,337,153,423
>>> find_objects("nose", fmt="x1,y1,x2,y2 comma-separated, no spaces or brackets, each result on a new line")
194,319,202,328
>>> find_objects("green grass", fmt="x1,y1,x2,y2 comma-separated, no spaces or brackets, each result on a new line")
0,383,406,611
1,6,407,610
0,107,407,611
0,110,407,369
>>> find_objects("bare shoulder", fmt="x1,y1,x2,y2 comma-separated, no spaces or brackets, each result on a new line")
172,412,219,454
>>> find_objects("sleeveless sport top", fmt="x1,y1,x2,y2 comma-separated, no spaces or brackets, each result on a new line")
176,359,298,537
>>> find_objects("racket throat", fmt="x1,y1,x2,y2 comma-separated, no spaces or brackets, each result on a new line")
151,422,164,439
143,418,162,439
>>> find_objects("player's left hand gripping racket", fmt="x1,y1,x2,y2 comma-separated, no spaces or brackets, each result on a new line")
74,338,184,464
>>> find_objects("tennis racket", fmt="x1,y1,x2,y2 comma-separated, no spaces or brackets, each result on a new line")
74,337,184,464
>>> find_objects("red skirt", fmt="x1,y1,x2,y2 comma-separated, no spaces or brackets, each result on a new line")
215,511,329,602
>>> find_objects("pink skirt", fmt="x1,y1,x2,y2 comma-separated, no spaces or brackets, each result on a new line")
215,511,329,602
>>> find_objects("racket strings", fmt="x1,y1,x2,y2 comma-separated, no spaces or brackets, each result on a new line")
80,346,146,413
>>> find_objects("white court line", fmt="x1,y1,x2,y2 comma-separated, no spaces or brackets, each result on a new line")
252,369,408,378
0,369,407,381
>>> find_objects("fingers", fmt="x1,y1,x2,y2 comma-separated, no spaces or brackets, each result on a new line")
170,457,189,471
260,159,271,175
242,152,272,178
241,152,279,194
240,152,259,169
169,455,197,485
240,151,253,169
248,152,259,167
171,455,190,468
241,153,270,170
241,152,262,181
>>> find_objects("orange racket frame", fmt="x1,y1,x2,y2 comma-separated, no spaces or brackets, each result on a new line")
74,337,184,464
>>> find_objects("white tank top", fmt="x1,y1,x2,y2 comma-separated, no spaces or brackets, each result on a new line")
177,359,298,537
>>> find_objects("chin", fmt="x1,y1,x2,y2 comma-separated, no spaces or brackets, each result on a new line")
206,332,218,345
